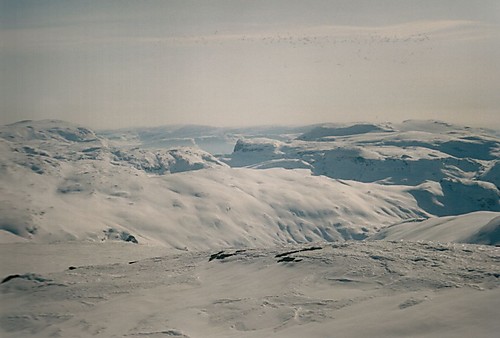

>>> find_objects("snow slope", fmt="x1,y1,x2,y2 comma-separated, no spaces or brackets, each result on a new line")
0,151,429,246
370,211,500,245
1,119,500,337
99,124,308,155
1,241,498,338
224,121,500,217
0,120,428,247
297,122,393,140
225,121,499,186
1,119,499,247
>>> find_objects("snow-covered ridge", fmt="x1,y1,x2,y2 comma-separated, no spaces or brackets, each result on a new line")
0,119,498,247
0,119,98,143
369,211,500,245
0,119,226,176
110,147,227,174
225,121,500,218
226,121,499,184
297,123,393,140
1,120,500,338
99,124,308,155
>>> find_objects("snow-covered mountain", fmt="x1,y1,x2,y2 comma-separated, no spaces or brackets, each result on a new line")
1,119,499,247
1,119,500,338
226,120,499,184
98,124,308,155
225,120,500,218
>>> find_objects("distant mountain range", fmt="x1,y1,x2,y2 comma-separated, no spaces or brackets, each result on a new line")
1,119,498,246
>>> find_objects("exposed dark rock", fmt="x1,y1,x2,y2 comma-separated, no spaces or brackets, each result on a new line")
209,250,246,262
125,234,138,244
275,246,322,258
209,251,225,261
1,273,50,284
277,256,303,263
102,228,138,244
1,274,21,284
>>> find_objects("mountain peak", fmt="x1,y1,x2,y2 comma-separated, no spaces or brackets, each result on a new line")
1,119,98,143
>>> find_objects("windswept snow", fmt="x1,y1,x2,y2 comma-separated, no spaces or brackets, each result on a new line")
224,121,499,187
370,211,500,245
0,160,429,247
1,241,498,338
0,119,499,247
1,119,499,337
223,121,500,219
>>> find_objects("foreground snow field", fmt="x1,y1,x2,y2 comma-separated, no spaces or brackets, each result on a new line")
1,119,499,337
1,241,499,338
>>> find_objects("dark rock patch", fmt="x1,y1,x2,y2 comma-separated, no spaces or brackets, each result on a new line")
1,274,21,284
277,256,303,263
275,246,322,258
1,273,50,284
103,228,138,244
209,250,246,262
125,234,138,244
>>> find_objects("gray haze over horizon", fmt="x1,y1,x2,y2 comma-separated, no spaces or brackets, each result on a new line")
1,0,499,129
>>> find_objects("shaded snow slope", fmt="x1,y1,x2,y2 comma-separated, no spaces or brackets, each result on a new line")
225,121,499,185
407,179,499,216
1,241,498,338
0,120,227,177
370,211,500,245
223,121,500,217
480,160,500,188
297,123,393,140
0,119,437,247
0,119,99,143
99,124,309,155
110,147,227,174
1,119,499,246
2,120,500,337
0,157,429,246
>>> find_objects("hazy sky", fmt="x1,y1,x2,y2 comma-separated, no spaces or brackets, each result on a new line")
1,0,499,129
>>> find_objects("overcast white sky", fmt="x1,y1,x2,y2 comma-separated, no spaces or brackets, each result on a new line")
1,0,499,129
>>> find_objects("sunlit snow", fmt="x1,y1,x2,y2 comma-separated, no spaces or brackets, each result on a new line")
0,119,499,337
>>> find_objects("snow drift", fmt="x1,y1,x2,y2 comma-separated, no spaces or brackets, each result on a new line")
370,211,500,245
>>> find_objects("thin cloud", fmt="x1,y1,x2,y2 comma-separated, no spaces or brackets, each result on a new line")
1,19,497,51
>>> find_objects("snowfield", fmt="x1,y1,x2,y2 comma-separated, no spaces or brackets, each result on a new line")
370,211,500,245
1,241,499,337
1,119,498,246
0,119,499,337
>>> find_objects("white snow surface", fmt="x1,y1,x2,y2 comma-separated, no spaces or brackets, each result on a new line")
0,241,499,337
370,211,500,245
0,149,428,246
0,119,499,246
1,119,500,337
226,122,499,186
0,120,407,246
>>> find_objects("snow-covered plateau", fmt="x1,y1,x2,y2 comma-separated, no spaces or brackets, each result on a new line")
1,119,499,337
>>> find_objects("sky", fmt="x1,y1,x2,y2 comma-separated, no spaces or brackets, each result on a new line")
1,0,499,129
